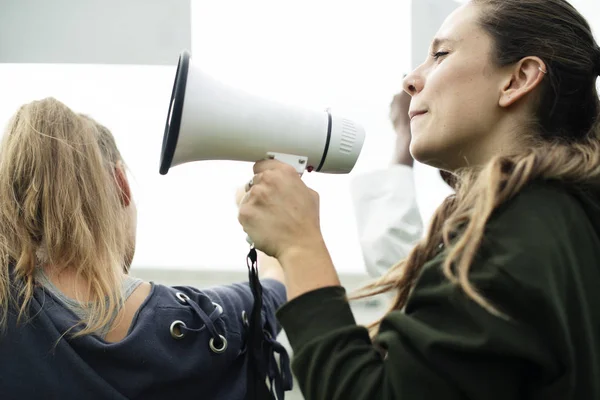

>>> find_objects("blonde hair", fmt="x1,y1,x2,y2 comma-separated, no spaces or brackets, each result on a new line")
355,0,600,334
0,97,130,337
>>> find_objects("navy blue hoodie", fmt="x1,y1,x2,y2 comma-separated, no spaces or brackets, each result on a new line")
0,278,288,400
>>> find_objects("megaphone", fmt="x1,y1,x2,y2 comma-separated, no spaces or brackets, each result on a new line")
160,50,365,176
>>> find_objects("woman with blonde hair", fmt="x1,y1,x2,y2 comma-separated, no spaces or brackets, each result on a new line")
238,0,600,398
0,98,290,400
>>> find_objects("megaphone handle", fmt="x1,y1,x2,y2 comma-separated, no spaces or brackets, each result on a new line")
245,152,307,246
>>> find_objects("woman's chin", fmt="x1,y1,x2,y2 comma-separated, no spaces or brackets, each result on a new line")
410,143,450,170
411,138,436,163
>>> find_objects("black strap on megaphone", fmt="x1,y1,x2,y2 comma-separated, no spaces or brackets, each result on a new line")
245,246,293,400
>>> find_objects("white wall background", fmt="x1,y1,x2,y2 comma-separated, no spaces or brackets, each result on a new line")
0,0,191,65
0,0,597,275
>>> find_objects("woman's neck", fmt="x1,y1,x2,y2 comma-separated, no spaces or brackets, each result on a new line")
41,265,102,302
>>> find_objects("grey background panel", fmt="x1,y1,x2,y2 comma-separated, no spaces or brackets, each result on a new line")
411,0,460,69
0,0,191,65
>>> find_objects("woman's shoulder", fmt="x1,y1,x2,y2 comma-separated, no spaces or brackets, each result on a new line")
486,180,598,240
142,279,286,338
150,279,286,315
148,279,286,305
479,180,600,283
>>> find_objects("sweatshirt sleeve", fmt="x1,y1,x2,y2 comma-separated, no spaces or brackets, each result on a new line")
277,256,560,400
350,166,424,277
192,278,286,338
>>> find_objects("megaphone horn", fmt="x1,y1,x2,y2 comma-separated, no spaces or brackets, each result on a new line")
160,50,366,175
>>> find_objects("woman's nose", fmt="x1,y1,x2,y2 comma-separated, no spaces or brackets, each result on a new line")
402,72,424,96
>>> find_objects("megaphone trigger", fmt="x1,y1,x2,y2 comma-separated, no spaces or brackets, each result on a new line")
265,152,308,176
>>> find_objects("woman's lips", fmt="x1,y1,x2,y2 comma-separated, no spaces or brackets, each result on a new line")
409,110,428,121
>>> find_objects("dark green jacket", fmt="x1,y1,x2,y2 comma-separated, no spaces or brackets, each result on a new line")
278,182,600,399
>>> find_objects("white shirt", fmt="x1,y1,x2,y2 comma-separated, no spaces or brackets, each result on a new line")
350,165,424,278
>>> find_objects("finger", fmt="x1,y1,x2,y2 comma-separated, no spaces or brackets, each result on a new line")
238,190,251,207
253,158,292,174
244,173,261,192
244,178,253,193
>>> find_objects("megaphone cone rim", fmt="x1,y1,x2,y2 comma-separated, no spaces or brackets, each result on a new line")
160,50,191,175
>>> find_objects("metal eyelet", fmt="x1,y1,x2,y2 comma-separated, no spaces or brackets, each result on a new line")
263,329,273,340
212,302,223,315
241,310,249,327
209,334,228,353
170,320,187,339
176,292,190,304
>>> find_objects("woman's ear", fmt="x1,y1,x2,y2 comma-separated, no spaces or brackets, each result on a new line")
114,163,131,207
499,56,547,108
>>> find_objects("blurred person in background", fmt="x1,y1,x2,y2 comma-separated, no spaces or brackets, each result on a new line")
238,0,600,398
0,98,289,400
351,89,455,277
350,90,424,277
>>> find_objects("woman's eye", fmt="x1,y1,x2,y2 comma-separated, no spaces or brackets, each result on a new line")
432,51,449,60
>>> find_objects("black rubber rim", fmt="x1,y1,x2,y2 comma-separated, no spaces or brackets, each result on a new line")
316,109,333,172
159,50,191,175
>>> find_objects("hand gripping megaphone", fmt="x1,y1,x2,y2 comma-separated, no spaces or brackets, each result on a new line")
159,50,366,176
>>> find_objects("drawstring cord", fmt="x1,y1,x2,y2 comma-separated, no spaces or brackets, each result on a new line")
246,246,293,399
170,292,228,354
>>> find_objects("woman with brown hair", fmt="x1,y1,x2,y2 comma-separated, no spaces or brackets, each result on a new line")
0,98,290,399
239,0,600,398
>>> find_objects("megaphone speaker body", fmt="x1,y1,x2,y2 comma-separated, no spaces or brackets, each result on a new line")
160,51,366,175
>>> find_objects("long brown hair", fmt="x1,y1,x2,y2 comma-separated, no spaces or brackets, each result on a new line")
0,98,130,337
355,0,600,332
